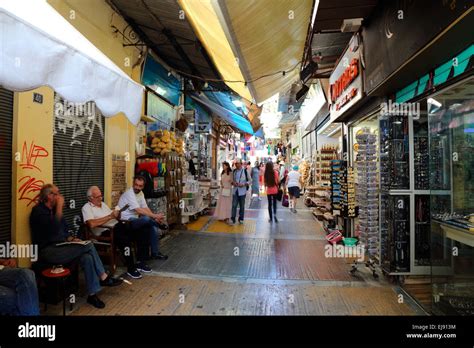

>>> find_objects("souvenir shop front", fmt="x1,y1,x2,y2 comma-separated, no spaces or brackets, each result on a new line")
393,45,474,315
353,0,474,313
135,89,186,228
303,32,365,252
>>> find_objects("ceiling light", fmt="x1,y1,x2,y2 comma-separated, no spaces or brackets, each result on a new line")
154,86,167,95
428,98,442,108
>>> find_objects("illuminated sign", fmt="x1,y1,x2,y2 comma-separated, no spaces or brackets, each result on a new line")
328,33,364,120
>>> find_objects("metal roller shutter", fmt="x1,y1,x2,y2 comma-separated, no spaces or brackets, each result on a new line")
53,94,105,236
0,88,13,244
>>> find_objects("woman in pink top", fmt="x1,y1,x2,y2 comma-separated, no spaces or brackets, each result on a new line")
264,162,280,223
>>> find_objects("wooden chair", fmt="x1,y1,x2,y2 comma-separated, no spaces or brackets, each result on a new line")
79,223,117,275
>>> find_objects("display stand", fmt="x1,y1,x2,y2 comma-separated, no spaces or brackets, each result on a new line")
351,127,379,279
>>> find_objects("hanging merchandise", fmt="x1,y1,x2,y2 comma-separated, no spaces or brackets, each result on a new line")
331,160,343,215
355,127,379,261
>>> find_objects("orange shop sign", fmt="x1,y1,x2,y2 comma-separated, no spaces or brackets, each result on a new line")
328,33,363,119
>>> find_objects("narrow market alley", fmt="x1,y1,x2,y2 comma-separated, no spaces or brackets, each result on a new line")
71,198,422,315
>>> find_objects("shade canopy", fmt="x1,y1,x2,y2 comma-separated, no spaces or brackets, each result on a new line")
189,93,254,134
179,0,313,105
0,0,144,124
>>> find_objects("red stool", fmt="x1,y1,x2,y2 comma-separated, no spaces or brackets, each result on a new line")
41,267,71,316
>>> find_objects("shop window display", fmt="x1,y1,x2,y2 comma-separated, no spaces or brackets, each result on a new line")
428,78,474,315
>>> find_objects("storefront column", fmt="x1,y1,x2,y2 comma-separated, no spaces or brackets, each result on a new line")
12,87,54,267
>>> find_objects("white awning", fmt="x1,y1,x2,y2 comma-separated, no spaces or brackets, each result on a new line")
0,0,144,124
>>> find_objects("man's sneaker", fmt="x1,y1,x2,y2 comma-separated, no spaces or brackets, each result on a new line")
87,294,105,309
238,220,244,225
228,220,235,226
127,268,142,279
274,216,279,223
136,262,152,273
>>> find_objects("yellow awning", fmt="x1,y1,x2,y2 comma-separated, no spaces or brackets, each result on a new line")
179,0,313,105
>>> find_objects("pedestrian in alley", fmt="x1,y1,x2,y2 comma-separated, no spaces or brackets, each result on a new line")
279,161,288,193
30,184,123,309
214,162,233,224
264,162,280,223
286,165,302,213
230,159,250,225
188,151,197,177
251,161,261,201
259,162,265,193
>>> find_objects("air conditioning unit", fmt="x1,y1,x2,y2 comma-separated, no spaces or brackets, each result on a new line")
341,18,363,32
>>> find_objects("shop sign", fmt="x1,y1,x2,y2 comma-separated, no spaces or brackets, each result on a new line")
328,33,363,120
146,91,176,129
195,121,211,133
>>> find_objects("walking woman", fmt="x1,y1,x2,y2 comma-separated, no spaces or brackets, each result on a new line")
214,162,233,223
251,161,261,200
264,162,280,223
286,165,302,213
259,162,265,193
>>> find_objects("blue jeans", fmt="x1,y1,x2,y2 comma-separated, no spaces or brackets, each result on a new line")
129,216,163,257
0,268,40,316
40,243,105,295
231,193,246,222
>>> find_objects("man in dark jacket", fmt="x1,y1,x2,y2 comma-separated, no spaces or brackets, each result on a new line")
188,151,197,176
30,184,122,309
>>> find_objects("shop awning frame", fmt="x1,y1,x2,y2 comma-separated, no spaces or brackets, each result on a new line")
0,0,144,124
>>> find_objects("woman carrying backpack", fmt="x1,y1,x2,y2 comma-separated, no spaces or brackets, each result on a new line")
264,162,280,223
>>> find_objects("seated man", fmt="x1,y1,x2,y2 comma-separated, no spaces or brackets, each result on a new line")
30,184,122,309
82,186,146,279
0,258,39,316
118,176,168,271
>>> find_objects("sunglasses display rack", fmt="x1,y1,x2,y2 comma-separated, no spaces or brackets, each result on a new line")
388,195,410,272
352,127,379,278
340,164,358,219
331,159,343,215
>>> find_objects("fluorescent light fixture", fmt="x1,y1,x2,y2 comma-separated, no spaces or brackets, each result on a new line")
327,124,341,137
310,0,320,31
232,99,243,108
154,85,167,95
428,97,442,108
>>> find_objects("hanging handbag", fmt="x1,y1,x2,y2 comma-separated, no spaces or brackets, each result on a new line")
276,188,283,201
221,188,231,197
282,194,289,207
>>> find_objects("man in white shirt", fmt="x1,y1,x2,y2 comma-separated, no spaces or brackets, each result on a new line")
286,165,303,213
118,176,168,271
82,186,143,279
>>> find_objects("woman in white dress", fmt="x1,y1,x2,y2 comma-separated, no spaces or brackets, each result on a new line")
214,162,233,223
